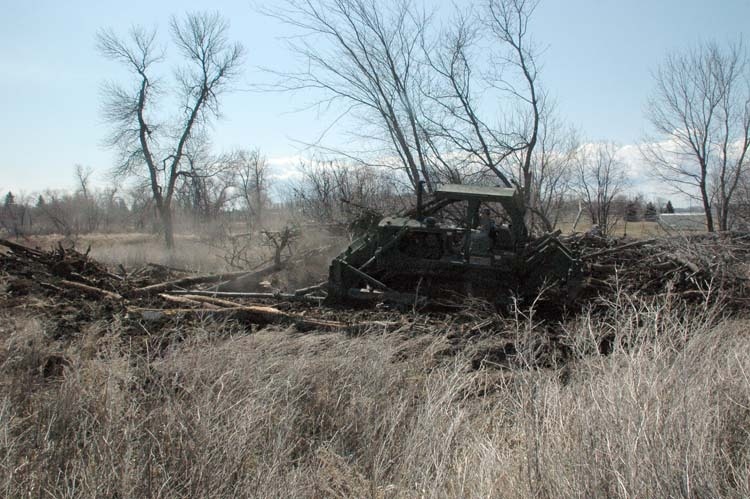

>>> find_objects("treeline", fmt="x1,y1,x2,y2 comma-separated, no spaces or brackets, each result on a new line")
0,157,409,238
2,156,701,240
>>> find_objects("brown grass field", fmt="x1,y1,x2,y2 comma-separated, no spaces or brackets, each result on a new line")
1,229,748,498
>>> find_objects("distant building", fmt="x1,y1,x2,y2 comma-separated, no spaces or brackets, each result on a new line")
658,213,706,231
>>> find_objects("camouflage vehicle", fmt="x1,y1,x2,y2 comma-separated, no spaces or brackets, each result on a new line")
326,183,582,307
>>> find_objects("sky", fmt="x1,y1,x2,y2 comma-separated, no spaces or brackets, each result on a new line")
1,0,748,201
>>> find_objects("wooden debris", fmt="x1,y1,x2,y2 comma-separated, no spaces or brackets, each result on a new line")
167,290,324,303
179,295,344,329
130,269,265,296
158,293,220,309
129,299,345,330
294,281,328,296
59,280,123,301
215,263,284,292
0,238,44,257
666,252,701,274
581,239,656,260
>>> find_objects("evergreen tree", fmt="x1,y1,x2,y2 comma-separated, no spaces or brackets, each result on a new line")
644,202,658,221
624,195,643,222
665,200,675,214
4,191,15,208
625,200,641,222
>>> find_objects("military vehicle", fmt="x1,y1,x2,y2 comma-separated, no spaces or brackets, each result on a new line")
326,183,582,307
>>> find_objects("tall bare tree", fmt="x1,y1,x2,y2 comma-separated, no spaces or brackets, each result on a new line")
527,111,578,232
486,0,545,200
232,148,270,225
424,0,568,233
421,10,517,188
98,12,244,247
573,142,628,236
266,0,433,192
643,41,750,232
270,0,567,237
73,165,101,233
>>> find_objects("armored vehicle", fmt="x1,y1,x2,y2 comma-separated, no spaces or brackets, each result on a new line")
326,183,582,306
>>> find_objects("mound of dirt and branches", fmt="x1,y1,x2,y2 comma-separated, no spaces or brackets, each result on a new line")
569,231,750,308
2,233,750,497
1,232,748,362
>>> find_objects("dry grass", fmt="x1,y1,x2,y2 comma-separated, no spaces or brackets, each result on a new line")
1,291,749,498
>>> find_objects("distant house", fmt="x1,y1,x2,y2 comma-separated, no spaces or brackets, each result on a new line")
658,213,706,231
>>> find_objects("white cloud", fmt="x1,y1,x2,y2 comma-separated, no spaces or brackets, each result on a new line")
267,155,304,181
614,142,695,207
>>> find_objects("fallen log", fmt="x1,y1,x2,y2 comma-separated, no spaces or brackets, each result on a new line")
0,238,44,257
167,290,324,303
158,293,220,309
581,239,657,260
666,252,701,274
129,306,345,330
147,262,195,274
59,280,123,301
216,246,332,292
164,295,344,330
215,263,283,292
130,268,269,297
294,281,328,296
178,294,277,310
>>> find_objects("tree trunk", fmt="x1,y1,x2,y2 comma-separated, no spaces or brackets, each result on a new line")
700,183,714,232
719,202,730,231
160,205,175,249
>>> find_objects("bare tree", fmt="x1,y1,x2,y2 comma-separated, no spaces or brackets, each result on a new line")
424,0,568,234
486,0,545,201
573,142,628,236
98,12,244,248
291,159,400,223
74,164,93,200
266,0,433,192
733,172,750,228
73,164,101,232
269,0,566,236
232,148,270,225
643,41,750,232
175,136,237,223
527,112,578,232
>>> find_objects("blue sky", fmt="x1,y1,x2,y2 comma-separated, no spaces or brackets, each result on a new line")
1,0,748,195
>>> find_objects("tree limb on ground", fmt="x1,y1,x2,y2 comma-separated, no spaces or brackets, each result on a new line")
130,305,344,330
60,280,123,301
166,290,324,303
130,266,277,297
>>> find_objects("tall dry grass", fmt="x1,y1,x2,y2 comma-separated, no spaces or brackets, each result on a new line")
0,294,749,497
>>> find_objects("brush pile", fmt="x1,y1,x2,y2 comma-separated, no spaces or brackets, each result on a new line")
0,239,346,335
1,233,749,374
569,232,750,307
1,232,749,339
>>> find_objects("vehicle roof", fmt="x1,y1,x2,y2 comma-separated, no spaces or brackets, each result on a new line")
434,184,516,202
378,216,457,229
